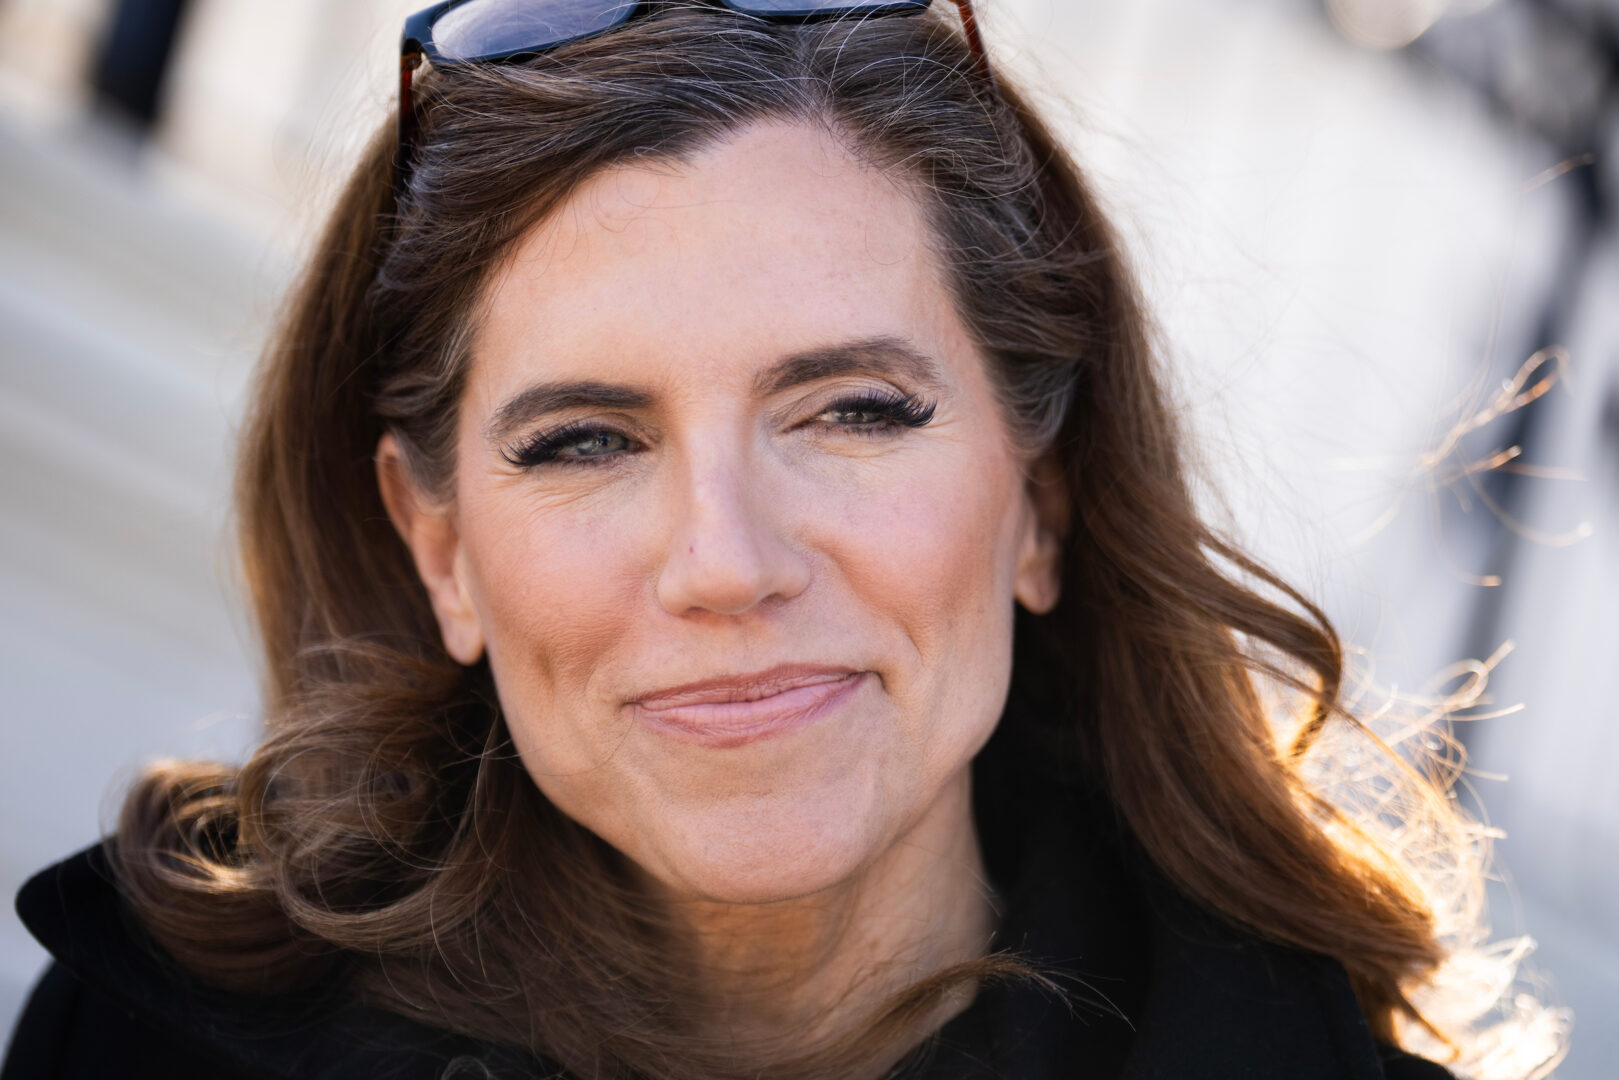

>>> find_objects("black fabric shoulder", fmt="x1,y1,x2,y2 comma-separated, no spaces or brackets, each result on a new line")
2,959,79,1079
8,831,1459,1080
1,961,254,1080
8,845,546,1080
1379,1043,1458,1079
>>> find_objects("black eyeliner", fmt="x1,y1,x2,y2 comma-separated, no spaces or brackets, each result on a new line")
504,391,938,469
503,421,631,468
820,391,938,431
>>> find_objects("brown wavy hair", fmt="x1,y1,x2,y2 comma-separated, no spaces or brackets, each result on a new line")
112,6,1554,1078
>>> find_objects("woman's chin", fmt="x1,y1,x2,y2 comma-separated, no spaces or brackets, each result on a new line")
635,798,889,905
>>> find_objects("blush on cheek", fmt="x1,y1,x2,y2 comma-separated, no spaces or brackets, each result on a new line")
822,449,1023,735
460,496,648,767
861,454,1019,604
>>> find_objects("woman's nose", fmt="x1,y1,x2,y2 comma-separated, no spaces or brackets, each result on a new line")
655,453,812,618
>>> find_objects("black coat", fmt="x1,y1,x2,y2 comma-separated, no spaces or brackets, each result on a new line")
2,835,1456,1079
1,725,1457,1079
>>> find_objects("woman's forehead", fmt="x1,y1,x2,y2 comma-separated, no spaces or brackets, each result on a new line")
467,120,960,398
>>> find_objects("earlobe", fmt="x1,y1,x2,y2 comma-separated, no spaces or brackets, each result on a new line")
1013,455,1067,615
435,552,487,666
1013,527,1062,615
375,433,487,665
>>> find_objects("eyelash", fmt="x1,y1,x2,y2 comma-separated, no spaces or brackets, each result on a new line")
823,390,937,431
502,391,938,470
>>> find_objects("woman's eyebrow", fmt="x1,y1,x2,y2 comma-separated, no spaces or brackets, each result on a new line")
486,338,946,443
752,338,948,396
486,382,653,442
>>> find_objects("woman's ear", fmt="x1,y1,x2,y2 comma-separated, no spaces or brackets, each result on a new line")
375,433,486,665
1013,452,1068,615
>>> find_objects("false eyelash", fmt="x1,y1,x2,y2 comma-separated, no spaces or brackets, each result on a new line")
502,421,632,469
822,391,939,431
503,391,939,469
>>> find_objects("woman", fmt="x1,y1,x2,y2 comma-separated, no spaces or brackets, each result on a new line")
3,2,1560,1078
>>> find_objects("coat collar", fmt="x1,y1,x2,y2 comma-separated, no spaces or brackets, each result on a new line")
908,780,1393,1080
18,745,1420,1080
19,825,1398,1080
16,844,534,1080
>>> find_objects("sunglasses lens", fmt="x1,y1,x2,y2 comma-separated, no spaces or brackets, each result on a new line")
433,0,638,61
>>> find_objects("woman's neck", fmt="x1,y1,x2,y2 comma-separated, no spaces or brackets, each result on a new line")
666,768,996,1070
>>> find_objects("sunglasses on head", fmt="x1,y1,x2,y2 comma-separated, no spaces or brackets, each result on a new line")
397,0,990,188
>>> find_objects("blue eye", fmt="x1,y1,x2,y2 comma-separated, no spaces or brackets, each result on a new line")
559,430,630,457
504,392,937,470
505,424,633,468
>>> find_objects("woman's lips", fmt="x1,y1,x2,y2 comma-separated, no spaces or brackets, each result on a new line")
631,666,865,748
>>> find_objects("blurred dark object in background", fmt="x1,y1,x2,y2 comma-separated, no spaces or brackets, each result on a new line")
90,0,192,129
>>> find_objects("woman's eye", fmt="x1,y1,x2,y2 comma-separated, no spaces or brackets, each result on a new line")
827,406,889,426
816,393,937,434
558,431,631,458
505,425,634,468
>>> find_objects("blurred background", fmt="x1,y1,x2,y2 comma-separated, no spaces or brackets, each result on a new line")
0,0,1613,1074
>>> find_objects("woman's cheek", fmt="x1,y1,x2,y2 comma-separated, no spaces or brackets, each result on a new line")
845,444,1015,595
462,485,647,762
817,445,1021,707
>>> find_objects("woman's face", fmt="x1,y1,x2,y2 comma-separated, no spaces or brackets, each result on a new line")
383,121,1060,904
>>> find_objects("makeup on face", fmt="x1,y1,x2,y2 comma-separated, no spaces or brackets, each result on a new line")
425,120,1052,904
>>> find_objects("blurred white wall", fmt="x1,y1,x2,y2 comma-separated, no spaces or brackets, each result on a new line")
0,110,276,1032
0,0,1612,1073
